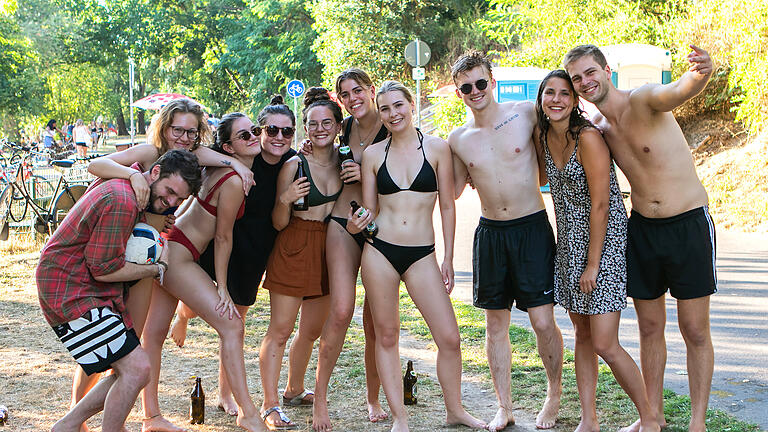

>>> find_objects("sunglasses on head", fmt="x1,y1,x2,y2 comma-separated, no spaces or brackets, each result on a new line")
459,79,489,95
263,125,295,138
235,126,262,141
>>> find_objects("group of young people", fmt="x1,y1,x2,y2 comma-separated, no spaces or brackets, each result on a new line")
36,42,716,432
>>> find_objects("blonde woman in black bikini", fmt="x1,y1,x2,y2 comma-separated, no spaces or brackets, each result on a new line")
349,81,485,432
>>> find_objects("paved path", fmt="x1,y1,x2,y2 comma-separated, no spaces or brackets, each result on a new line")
433,189,768,430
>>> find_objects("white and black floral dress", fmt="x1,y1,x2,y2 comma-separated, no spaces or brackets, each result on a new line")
543,127,628,315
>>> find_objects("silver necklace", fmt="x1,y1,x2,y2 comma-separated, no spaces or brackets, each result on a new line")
355,119,380,147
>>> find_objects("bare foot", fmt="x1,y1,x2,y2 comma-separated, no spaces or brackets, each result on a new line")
446,408,487,429
536,395,560,429
487,407,515,431
391,417,409,432
169,315,188,348
574,419,600,432
237,412,268,432
141,415,188,432
619,417,667,432
217,395,238,416
312,397,332,431
367,400,388,423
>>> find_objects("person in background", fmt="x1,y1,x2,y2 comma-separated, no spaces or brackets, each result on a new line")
73,119,91,158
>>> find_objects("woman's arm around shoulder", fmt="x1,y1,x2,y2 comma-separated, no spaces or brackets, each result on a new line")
88,144,161,209
193,146,256,195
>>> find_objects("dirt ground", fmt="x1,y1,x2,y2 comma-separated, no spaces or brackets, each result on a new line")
0,246,551,432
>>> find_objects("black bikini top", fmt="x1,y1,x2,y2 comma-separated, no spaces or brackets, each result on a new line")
298,153,342,207
376,129,438,195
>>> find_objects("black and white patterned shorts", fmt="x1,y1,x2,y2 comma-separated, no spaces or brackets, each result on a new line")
52,307,140,375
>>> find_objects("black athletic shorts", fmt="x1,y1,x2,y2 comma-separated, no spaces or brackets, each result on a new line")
473,210,556,311
626,206,717,300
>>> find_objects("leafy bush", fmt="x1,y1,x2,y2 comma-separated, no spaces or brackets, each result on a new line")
431,95,467,139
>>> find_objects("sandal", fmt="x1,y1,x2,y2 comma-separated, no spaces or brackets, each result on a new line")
261,406,298,431
282,389,314,406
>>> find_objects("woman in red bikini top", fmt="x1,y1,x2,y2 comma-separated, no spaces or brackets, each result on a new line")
139,112,269,432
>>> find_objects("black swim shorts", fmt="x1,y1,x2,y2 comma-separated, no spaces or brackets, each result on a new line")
626,206,717,300
472,210,556,311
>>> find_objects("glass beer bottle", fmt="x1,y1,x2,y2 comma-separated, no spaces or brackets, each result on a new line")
190,376,205,424
403,360,418,405
293,160,308,211
349,200,378,238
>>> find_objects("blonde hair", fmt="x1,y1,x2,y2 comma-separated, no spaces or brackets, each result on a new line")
146,98,212,155
375,80,414,107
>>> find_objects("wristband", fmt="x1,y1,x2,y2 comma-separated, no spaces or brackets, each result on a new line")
129,171,141,181
155,260,168,285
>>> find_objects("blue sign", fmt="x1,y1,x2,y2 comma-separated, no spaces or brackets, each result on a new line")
287,80,305,98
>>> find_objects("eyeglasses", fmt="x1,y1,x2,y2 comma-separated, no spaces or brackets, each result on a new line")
306,119,336,131
235,126,262,141
169,126,200,140
459,79,489,95
263,125,295,138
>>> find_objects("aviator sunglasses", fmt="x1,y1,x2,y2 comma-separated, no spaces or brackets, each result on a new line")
262,125,296,138
459,78,489,95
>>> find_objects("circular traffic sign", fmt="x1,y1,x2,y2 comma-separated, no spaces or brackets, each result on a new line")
404,40,431,67
286,80,305,98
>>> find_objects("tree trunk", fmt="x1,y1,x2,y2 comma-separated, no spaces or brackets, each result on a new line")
137,76,146,134
115,108,128,136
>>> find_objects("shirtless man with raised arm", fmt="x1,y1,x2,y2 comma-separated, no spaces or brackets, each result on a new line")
564,44,715,432
448,50,564,431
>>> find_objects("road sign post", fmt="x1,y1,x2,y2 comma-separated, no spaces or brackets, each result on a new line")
286,80,305,147
404,39,431,129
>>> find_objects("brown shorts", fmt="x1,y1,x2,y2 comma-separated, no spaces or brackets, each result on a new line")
263,217,329,298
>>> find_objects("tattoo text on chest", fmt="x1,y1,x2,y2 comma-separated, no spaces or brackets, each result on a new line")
494,113,520,130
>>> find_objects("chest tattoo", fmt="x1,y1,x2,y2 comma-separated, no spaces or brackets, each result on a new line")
494,113,520,131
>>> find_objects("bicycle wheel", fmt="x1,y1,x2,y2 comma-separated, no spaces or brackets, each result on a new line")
50,184,87,231
0,186,11,241
8,185,27,222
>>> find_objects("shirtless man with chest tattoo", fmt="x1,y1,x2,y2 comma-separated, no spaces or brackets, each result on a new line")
564,44,715,432
448,50,564,431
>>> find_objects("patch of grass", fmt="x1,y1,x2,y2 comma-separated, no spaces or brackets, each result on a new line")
385,284,761,431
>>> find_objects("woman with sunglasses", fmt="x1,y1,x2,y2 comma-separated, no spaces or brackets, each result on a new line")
166,96,300,419
312,68,389,431
256,87,342,431
138,112,269,432
533,70,657,432
349,81,485,432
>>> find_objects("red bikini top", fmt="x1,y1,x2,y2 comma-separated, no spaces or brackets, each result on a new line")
195,170,245,219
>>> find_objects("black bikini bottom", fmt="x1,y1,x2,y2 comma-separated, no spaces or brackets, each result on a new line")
329,216,366,250
367,236,435,276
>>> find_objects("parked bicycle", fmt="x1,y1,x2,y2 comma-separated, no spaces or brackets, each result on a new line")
0,151,94,241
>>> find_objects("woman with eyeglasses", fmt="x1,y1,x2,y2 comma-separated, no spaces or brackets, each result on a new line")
348,81,485,432
164,96,300,420
135,111,270,432
255,87,342,431
533,70,657,432
311,68,388,431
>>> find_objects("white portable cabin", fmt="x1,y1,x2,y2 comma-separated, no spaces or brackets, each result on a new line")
600,43,672,89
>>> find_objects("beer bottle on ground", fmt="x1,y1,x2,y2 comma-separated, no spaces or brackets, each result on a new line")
349,200,378,238
190,376,205,424
338,144,358,184
0,405,8,426
293,160,308,211
403,360,418,405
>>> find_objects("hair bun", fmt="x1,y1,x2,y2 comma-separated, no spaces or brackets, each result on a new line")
270,94,285,106
303,87,331,108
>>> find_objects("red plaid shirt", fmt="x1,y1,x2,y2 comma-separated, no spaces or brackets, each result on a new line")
37,178,140,327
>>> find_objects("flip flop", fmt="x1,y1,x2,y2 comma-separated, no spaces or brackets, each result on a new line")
261,406,298,431
282,389,314,406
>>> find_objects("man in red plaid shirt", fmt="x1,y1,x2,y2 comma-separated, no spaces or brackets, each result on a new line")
36,149,201,431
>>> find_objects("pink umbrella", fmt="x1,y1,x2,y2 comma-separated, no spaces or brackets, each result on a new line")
131,93,207,111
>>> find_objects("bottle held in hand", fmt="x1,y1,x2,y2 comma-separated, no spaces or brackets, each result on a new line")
190,376,205,424
338,143,358,184
293,160,308,211
403,360,418,405
350,200,378,238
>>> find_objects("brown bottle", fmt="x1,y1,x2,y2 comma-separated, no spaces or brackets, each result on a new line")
338,143,358,184
190,376,205,424
349,201,378,238
0,405,8,426
403,360,417,405
293,160,308,211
